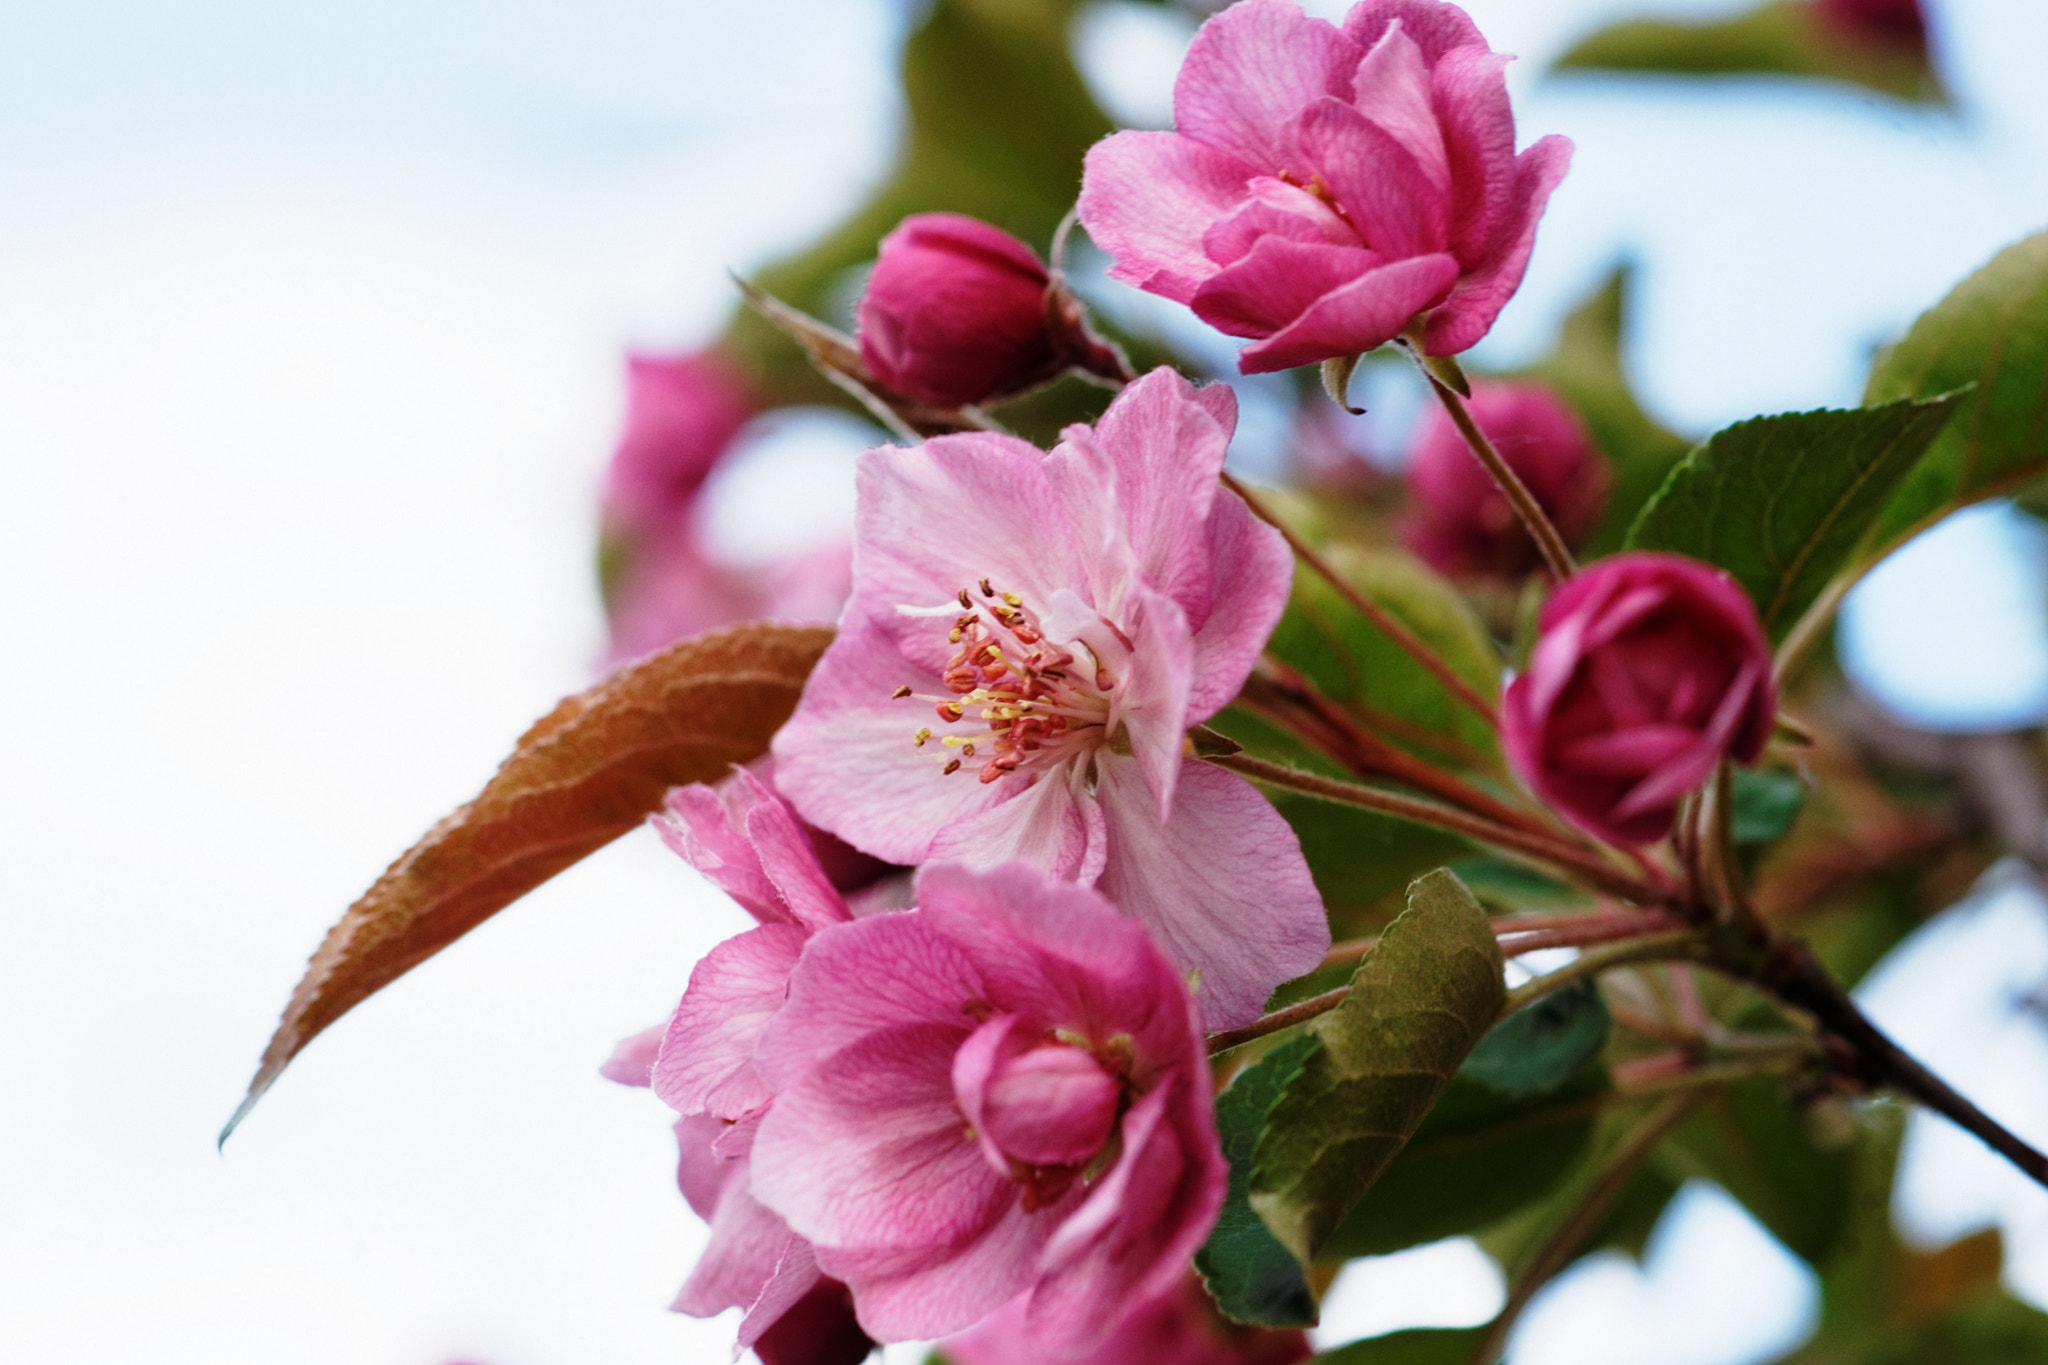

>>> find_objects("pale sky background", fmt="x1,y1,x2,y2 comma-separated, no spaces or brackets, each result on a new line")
6,2,2048,1363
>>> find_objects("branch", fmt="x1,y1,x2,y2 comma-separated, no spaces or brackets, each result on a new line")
1415,366,1577,582
1498,929,1709,1018
1206,986,1348,1057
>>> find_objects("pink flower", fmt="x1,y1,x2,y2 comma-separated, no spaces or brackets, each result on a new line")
857,214,1126,409
1078,0,1571,372
747,861,1228,1348
1502,553,1776,846
945,1277,1311,1365
1817,0,1927,51
1401,380,1609,579
598,351,854,664
770,367,1328,1028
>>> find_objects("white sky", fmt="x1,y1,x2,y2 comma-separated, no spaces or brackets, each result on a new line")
6,2,2048,1363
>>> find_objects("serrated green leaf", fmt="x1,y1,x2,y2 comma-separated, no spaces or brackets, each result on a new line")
1513,264,1695,556
1265,549,1505,772
1624,396,1962,639
1463,980,1612,1100
1313,1327,1489,1365
1250,871,1507,1265
1863,230,2048,560
1552,0,1944,105
1198,1034,1322,1328
1733,769,1807,846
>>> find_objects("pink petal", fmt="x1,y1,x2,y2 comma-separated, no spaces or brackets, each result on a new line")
674,1165,802,1320
819,1193,1050,1343
927,760,1108,885
1110,585,1196,820
1421,134,1572,356
1350,22,1450,194
1094,756,1330,1029
1185,487,1294,721
1192,236,1385,339
738,773,856,932
1203,181,1355,267
1079,132,1253,305
599,1024,665,1088
1236,251,1460,373
1174,0,1361,173
1291,96,1448,259
1341,0,1487,64
651,922,808,1120
673,1113,735,1220
657,782,794,926
1429,44,1518,265
771,620,1016,866
735,1238,827,1354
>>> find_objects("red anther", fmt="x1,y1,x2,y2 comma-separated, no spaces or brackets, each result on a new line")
937,702,965,721
989,717,1015,732
979,578,994,597
1012,626,1041,645
979,760,1006,783
980,665,1009,684
944,673,979,695
943,758,962,775
1095,668,1116,691
891,684,913,699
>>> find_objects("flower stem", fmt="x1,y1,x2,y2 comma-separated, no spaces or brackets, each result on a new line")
1468,1092,1703,1365
1496,909,1691,956
1206,986,1349,1057
1220,470,1500,727
1416,366,1578,582
1205,751,1662,903
1498,929,1709,1018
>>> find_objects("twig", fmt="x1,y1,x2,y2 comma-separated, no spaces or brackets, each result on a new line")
1416,368,1577,582
1220,470,1500,727
1497,910,1690,956
1204,752,1663,903
1468,1093,1702,1365
1498,929,1709,1018
1206,986,1349,1056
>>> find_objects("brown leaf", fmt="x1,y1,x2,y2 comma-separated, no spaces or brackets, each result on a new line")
223,622,832,1142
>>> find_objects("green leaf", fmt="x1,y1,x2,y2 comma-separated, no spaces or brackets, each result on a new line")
1659,1076,1854,1266
1864,230,2048,559
1265,549,1505,772
1198,1034,1322,1328
1513,264,1695,556
1733,769,1807,846
1251,871,1507,1265
1463,979,1612,1100
1321,985,1609,1258
1624,396,1962,639
1313,1327,1489,1365
1552,0,1945,106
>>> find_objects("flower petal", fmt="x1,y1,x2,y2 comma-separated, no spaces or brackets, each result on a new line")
1421,134,1572,356
1292,95,1447,259
927,761,1108,886
1094,756,1329,1029
1174,0,1360,172
1192,235,1385,340
1236,252,1460,373
1185,487,1294,721
1350,21,1450,194
651,921,808,1120
1079,132,1252,305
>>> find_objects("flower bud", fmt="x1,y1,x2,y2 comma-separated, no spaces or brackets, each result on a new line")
856,213,1124,408
1502,553,1776,846
600,350,753,539
1402,382,1610,580
1817,0,1927,51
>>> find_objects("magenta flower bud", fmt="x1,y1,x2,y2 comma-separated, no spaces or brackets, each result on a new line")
856,213,1124,409
1079,0,1572,372
1817,0,1928,51
1401,381,1610,579
1502,553,1776,846
601,350,754,538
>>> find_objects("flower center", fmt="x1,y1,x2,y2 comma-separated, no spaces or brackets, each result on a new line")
894,579,1114,784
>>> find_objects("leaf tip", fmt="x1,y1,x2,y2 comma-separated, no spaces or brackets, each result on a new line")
218,1071,277,1150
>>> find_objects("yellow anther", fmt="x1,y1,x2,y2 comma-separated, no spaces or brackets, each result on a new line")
913,728,931,747
948,628,964,643
1002,592,1022,607
891,684,913,699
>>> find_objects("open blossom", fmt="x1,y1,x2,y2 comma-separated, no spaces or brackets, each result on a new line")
748,861,1227,1347
857,213,1126,409
771,366,1328,1028
1079,0,1571,372
1401,380,1609,579
946,1277,1310,1365
1502,553,1776,845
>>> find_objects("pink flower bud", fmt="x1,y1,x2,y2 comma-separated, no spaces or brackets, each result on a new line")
1401,381,1610,579
1502,553,1776,846
601,350,754,538
857,213,1124,408
1817,0,1927,51
1079,0,1572,372
956,1018,1124,1171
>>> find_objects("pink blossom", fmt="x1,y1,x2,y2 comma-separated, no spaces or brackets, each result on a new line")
598,351,853,664
770,367,1328,1028
858,214,1125,409
1078,0,1571,372
747,861,1227,1348
945,1277,1310,1365
1401,380,1609,579
1501,553,1776,846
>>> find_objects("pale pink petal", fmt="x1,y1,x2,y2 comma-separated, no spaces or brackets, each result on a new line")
656,782,792,925
651,922,808,1120
1184,489,1294,721
772,621,1016,866
673,1113,735,1220
1350,22,1450,193
735,1238,827,1354
1236,251,1460,373
1174,0,1361,172
1291,96,1447,259
1341,0,1487,64
1421,134,1572,356
737,772,855,932
1095,756,1329,1029
674,1169,801,1320
1111,585,1197,819
820,1193,1051,1343
1192,236,1383,339
600,1024,665,1088
1079,132,1253,304
927,764,1108,886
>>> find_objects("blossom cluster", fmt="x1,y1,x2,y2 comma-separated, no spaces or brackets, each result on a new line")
600,1,1786,1359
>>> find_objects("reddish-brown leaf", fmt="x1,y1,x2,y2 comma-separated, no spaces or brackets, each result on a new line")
224,622,832,1142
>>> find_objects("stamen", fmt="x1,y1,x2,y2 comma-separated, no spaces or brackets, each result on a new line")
943,758,962,775
891,685,913,699
913,728,931,747
979,578,994,597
